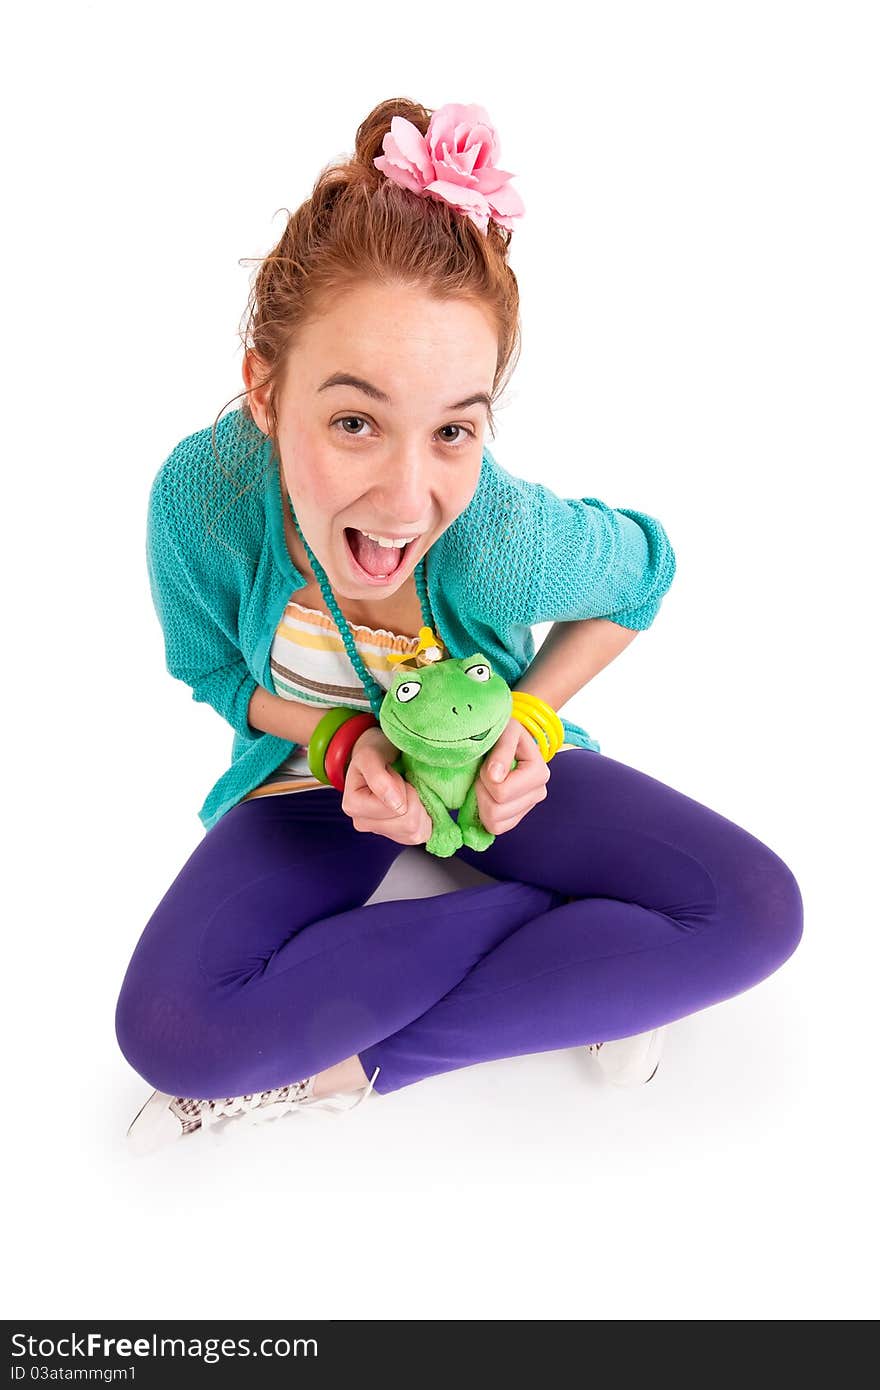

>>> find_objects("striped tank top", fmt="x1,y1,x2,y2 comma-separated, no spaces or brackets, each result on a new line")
242,595,577,804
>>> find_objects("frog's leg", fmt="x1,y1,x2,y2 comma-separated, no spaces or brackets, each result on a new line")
458,778,494,851
414,775,463,858
459,756,519,852
391,755,460,856
458,771,496,852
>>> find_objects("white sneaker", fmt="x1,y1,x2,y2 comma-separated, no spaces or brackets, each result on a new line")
126,1066,381,1156
586,1028,666,1086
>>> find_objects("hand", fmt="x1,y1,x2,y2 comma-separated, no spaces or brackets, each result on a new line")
475,715,551,836
341,725,433,846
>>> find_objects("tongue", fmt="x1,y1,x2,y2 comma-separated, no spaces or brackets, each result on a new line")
348,528,405,578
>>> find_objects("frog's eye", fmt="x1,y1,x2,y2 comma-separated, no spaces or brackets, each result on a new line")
465,664,491,682
395,681,421,704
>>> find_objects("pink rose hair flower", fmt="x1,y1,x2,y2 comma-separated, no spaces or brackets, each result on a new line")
373,102,525,236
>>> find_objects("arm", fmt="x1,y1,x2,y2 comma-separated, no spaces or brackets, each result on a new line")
530,481,677,629
513,617,639,711
147,466,259,739
443,451,676,635
472,618,639,839
512,484,674,708
149,465,333,747
245,686,328,744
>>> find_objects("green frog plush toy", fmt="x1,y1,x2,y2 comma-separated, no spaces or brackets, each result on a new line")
379,647,516,859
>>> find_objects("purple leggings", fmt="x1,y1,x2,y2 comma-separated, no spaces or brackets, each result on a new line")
115,749,803,1097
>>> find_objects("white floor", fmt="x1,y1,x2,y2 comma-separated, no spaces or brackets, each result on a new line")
16,841,875,1321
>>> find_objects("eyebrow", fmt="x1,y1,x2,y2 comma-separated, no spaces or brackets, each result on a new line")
317,372,491,414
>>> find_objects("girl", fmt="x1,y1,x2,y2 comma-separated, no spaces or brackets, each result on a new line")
117,98,803,1155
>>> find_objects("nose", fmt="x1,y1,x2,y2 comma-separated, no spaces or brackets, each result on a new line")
371,447,432,529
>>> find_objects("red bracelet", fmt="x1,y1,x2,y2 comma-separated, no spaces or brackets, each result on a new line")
324,712,378,791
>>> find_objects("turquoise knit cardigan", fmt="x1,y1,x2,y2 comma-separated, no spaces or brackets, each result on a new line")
146,408,677,832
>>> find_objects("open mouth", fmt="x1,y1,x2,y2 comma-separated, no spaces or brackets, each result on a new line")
343,527,420,582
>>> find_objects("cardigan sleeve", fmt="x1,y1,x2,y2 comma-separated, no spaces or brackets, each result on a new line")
146,467,259,739
530,488,677,629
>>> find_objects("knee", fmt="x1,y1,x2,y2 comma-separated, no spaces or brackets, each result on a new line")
115,970,217,1099
728,841,804,979
115,969,317,1100
115,972,169,1093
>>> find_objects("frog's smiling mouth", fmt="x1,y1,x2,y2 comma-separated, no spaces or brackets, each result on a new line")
391,721,492,744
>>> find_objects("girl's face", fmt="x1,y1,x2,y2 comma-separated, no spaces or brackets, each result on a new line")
244,281,498,602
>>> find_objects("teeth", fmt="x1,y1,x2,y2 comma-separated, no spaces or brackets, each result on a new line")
358,530,414,549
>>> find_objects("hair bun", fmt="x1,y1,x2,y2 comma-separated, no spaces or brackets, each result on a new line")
354,98,431,173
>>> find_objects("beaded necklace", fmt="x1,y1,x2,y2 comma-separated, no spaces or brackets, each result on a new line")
287,496,450,722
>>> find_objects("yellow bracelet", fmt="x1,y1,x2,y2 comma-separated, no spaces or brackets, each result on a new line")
514,703,552,757
510,691,565,762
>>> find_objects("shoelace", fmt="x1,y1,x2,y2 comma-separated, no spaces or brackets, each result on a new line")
199,1065,381,1133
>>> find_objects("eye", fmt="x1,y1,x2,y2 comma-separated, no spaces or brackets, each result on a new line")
436,424,476,447
332,416,476,448
334,416,372,438
395,681,421,703
465,664,491,682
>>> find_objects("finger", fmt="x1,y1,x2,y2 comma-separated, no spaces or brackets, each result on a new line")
360,795,429,844
360,759,408,815
504,732,550,783
484,718,544,785
512,727,546,766
483,748,516,787
486,789,548,835
478,774,548,824
482,757,546,804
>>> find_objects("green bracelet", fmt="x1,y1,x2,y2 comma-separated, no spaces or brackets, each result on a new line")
308,707,360,784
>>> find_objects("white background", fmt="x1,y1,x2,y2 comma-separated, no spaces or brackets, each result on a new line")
3,0,877,1321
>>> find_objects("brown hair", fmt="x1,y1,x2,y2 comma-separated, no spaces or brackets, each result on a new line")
212,96,522,472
